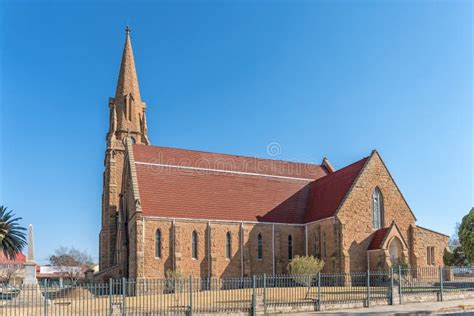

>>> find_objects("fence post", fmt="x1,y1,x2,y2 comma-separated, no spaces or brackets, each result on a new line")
366,270,370,307
390,267,394,305
109,279,113,316
122,278,126,316
189,275,193,316
398,266,402,304
43,279,48,316
439,266,444,302
317,272,321,311
252,275,256,316
263,273,267,314
188,275,193,316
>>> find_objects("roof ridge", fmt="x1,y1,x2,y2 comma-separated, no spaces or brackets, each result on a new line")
135,161,316,181
310,155,369,184
133,144,323,167
416,225,449,237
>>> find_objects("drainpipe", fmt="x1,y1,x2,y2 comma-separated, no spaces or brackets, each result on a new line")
208,221,211,280
305,224,308,256
240,222,244,278
272,224,275,275
367,251,370,271
172,219,176,271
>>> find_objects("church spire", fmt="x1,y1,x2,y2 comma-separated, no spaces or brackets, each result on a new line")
107,26,149,146
115,25,141,104
100,26,149,273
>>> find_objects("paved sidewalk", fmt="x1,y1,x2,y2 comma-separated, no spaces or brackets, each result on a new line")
282,299,474,315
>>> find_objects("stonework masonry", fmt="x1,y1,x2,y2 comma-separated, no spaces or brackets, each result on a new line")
139,219,307,278
412,225,448,267
306,217,340,273
336,152,418,272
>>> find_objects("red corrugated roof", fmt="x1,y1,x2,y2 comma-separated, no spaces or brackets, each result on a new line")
368,227,390,250
133,145,368,224
0,252,26,264
304,157,368,222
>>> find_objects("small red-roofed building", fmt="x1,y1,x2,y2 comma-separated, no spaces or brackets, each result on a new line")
96,29,449,280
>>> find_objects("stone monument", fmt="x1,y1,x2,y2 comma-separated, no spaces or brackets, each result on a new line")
10,224,50,306
23,224,38,285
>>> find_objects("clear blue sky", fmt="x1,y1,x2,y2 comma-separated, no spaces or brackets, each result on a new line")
0,1,472,264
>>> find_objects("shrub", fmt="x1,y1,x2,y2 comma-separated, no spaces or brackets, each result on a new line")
165,269,182,280
287,256,324,299
164,269,183,294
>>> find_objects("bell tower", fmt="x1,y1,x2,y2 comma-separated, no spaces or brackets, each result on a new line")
99,27,149,271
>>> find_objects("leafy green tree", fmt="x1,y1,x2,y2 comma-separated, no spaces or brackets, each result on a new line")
459,208,474,263
287,256,324,299
0,206,27,260
443,247,467,266
444,248,455,266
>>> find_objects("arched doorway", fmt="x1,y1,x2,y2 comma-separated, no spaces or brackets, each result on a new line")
388,237,403,264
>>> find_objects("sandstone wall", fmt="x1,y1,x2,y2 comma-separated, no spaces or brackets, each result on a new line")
141,219,174,278
337,152,417,272
175,221,210,277
412,225,448,267
140,219,305,278
100,147,125,270
244,224,273,276
209,222,242,278
275,224,305,274
306,218,339,273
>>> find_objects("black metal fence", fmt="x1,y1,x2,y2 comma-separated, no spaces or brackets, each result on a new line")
399,266,474,300
0,267,472,315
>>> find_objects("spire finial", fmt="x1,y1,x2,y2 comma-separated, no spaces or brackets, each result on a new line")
115,24,141,103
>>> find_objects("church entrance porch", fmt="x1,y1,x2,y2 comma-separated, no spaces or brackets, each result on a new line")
367,222,409,270
388,236,403,264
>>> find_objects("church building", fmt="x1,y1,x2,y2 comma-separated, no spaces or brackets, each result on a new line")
97,29,448,280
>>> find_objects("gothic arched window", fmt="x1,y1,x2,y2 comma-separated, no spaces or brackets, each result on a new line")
257,233,263,260
192,230,198,259
226,232,232,259
372,187,384,229
155,229,162,258
288,235,293,260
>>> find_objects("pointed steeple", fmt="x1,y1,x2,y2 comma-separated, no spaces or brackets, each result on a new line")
106,26,149,147
115,26,141,104
100,26,150,273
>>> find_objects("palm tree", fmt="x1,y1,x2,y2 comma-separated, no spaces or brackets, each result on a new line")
0,206,26,259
